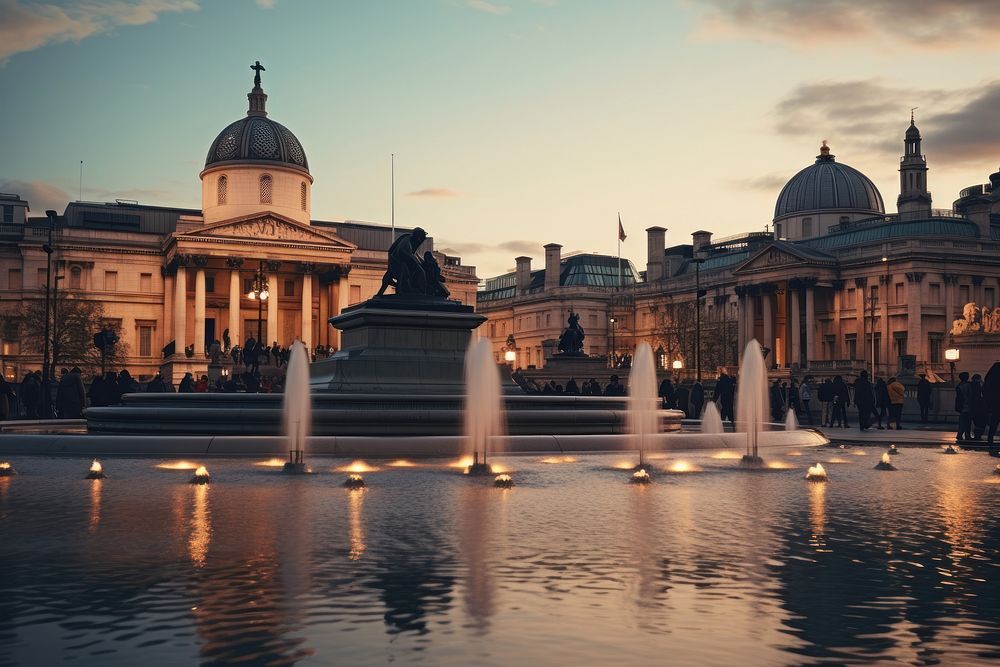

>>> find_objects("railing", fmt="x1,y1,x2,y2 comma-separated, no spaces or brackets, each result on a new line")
827,209,968,234
960,183,993,198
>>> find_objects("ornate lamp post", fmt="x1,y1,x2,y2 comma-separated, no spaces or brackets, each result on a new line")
247,261,269,348
945,347,959,383
40,210,57,418
609,316,617,367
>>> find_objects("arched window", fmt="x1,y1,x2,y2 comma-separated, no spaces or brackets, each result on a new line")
839,215,850,224
300,181,307,211
217,175,227,205
69,266,82,289
259,174,272,204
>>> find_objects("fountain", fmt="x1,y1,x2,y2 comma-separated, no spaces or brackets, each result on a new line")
630,468,651,484
701,401,724,434
784,409,798,431
283,341,310,474
943,444,958,455
805,463,828,482
874,453,897,471
343,473,366,489
85,459,106,480
464,338,505,476
628,343,659,471
888,444,900,455
190,465,211,484
0,461,15,477
736,340,769,467
493,473,514,488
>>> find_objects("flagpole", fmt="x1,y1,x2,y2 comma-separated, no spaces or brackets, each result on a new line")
390,153,395,241
617,212,622,290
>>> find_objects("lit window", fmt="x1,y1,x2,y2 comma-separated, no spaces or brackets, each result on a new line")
217,175,228,205
260,174,272,204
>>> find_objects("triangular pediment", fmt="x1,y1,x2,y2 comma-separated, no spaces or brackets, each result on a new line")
177,213,356,249
734,240,835,274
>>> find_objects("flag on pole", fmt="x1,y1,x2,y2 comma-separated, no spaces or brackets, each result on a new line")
618,213,627,242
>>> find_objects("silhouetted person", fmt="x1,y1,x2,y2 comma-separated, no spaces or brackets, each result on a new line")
887,376,905,430
716,371,735,422
116,370,138,404
787,380,800,417
798,376,814,425
982,362,1000,456
916,374,932,422
690,381,704,418
873,377,889,429
770,379,785,422
853,371,874,431
0,375,14,421
565,377,580,395
675,384,690,417
147,372,167,393
178,372,196,393
956,372,973,442
831,375,850,427
587,378,601,396
56,367,86,418
972,373,987,440
604,374,625,397
818,378,833,426
658,378,675,409
19,372,40,419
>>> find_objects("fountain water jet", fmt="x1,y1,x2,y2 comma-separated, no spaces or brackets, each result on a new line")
701,402,724,434
784,409,798,431
463,338,505,476
283,341,311,474
628,343,659,470
736,340,769,467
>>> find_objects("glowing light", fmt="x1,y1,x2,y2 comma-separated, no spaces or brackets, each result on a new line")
344,473,366,489
888,444,899,455
850,450,868,456
349,483,365,560
387,459,418,467
494,473,514,488
613,460,638,470
156,460,201,470
489,463,510,474
336,460,378,473
539,456,578,464
630,468,651,484
785,451,803,457
765,460,794,470
711,450,742,460
826,457,850,464
666,460,702,473
875,453,896,471
449,456,475,469
89,459,103,474
882,452,891,465
806,463,828,481
994,464,1000,476
0,461,15,477
253,458,286,467
190,466,211,484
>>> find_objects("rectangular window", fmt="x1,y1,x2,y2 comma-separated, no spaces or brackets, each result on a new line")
244,278,254,295
139,325,152,357
205,275,216,294
846,288,856,309
865,333,882,366
845,334,857,361
140,273,152,293
2,205,13,223
929,283,941,304
284,279,295,298
893,332,907,359
104,271,118,291
8,269,21,290
775,223,782,238
960,285,970,303
986,287,996,309
870,285,879,307
37,267,47,287
895,282,904,304
802,218,812,237
349,285,361,304
929,334,943,363
824,334,836,359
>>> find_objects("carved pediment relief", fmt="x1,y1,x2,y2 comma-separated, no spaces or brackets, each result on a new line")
737,248,805,273
179,214,354,249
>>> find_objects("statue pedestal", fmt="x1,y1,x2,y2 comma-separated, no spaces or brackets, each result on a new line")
310,295,486,394
160,355,208,387
946,333,1000,376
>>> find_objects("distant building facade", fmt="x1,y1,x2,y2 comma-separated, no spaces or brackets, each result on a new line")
0,71,477,382
479,120,1000,377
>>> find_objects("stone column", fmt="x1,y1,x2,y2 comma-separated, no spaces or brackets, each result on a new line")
736,290,747,360
761,287,774,364
301,263,315,351
906,272,924,362
790,287,801,368
266,261,280,346
193,262,207,356
943,273,957,328
880,274,891,373
318,279,329,347
173,264,187,355
745,289,756,347
162,268,174,353
831,280,843,360
227,259,242,347
854,278,867,366
805,286,816,365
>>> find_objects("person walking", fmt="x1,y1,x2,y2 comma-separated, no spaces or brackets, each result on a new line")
971,374,988,441
832,375,850,428
658,378,676,409
956,372,974,443
818,378,833,427
675,384,690,417
787,380,801,420
873,377,890,429
603,374,626,397
690,381,705,418
853,371,875,431
56,367,86,418
982,362,1000,457
917,374,932,423
769,379,785,422
887,376,905,430
179,372,196,393
716,371,736,423
19,372,40,419
798,376,814,425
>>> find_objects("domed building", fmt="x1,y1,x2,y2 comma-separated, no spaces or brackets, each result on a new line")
773,142,885,240
0,65,479,385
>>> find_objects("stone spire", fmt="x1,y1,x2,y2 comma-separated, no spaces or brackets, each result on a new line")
898,112,931,216
248,60,268,117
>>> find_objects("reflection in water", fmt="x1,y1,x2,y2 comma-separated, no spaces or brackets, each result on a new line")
458,485,497,633
348,488,366,561
808,481,826,549
189,484,211,568
88,479,102,533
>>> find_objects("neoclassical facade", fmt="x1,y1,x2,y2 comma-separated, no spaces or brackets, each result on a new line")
479,120,1000,378
0,70,477,382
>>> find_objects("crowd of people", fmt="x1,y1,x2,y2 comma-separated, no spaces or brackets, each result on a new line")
955,364,1000,453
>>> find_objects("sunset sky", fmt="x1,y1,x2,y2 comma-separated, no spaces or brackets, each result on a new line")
1,0,999,278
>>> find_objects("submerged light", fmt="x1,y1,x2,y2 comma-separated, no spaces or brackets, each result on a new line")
493,473,514,488
630,468,651,484
0,461,15,477
888,444,900,455
190,466,211,484
994,464,1000,476
85,459,106,480
344,473,366,489
806,463,828,482
875,453,897,471
943,444,958,455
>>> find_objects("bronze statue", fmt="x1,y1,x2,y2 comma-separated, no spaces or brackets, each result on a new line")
251,61,265,88
558,311,586,354
376,227,449,298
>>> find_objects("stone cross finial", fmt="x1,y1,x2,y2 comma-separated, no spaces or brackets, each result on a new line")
251,61,265,88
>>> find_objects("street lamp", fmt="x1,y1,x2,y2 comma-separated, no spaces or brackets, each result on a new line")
247,261,269,351
945,347,959,383
609,316,617,367
41,210,57,418
672,359,683,370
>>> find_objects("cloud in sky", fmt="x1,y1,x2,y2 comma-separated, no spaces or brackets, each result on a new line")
0,179,71,212
465,0,512,16
736,173,789,192
772,79,1000,165
406,187,463,198
690,0,1000,49
439,239,541,258
0,0,199,63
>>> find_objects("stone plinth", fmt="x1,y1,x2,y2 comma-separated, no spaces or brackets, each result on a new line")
520,354,622,388
310,294,486,394
160,355,208,386
947,333,1000,376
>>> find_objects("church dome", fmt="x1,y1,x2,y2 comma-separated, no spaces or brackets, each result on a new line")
203,63,309,175
774,142,884,221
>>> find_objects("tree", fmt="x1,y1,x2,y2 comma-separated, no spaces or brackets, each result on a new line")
651,296,739,376
3,289,129,376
